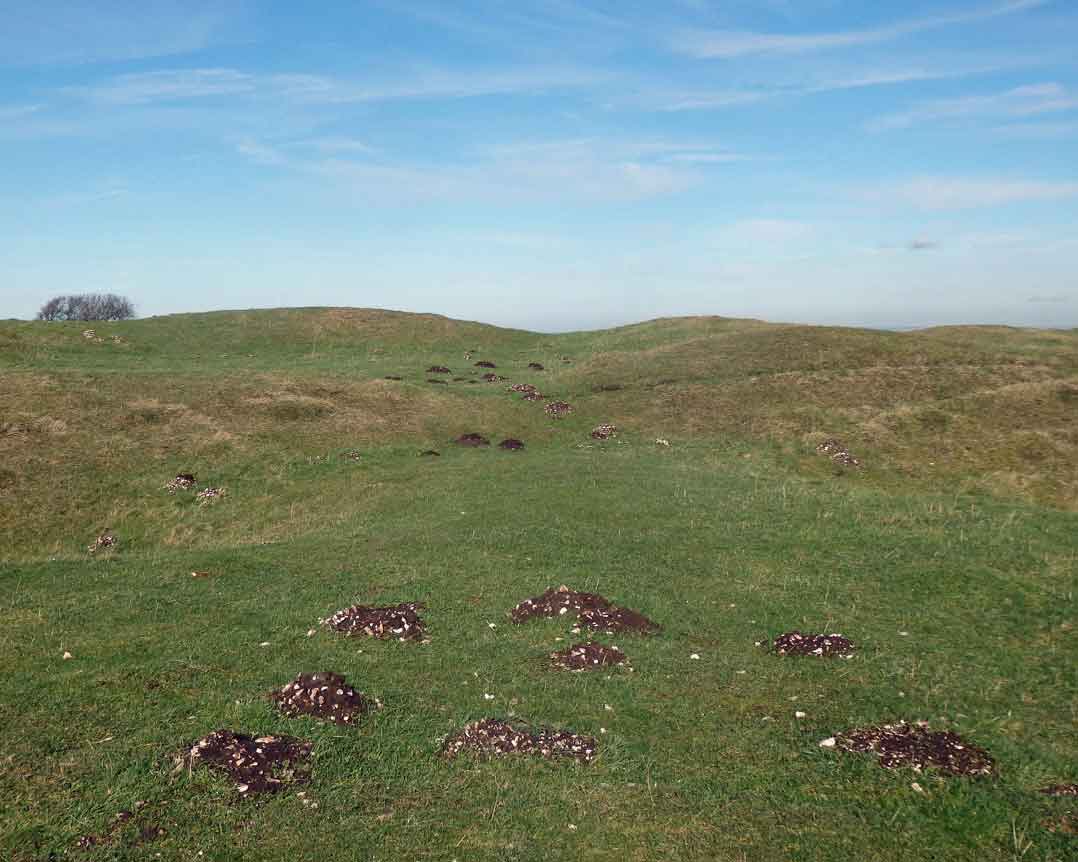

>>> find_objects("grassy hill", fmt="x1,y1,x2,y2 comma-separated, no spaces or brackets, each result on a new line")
1,309,1075,861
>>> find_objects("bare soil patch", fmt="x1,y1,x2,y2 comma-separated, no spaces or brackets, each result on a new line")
474,361,497,368
591,423,617,440
821,721,994,776
75,802,166,851
441,718,597,763
383,375,402,380
481,373,507,382
575,605,660,636
508,383,537,394
88,531,116,555
271,671,380,724
528,362,544,371
498,438,525,450
322,602,427,641
180,729,312,797
771,631,855,658
522,391,546,401
427,378,448,385
196,487,224,505
510,585,612,623
456,433,490,447
419,449,440,457
545,400,573,418
550,642,628,671
426,366,451,374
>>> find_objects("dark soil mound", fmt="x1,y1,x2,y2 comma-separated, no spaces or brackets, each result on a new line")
323,602,427,641
419,449,440,457
481,373,507,382
528,362,544,371
591,423,617,440
575,605,660,635
341,449,362,461
426,366,451,374
441,718,597,763
522,391,546,401
474,361,497,368
1040,783,1078,796
384,375,402,381
181,729,312,796
271,671,379,724
816,438,861,467
498,438,525,450
511,585,612,623
591,383,623,392
550,642,628,671
772,631,855,658
165,473,197,493
823,721,994,776
545,400,573,418
427,378,449,385
452,377,467,381
456,433,490,447
508,383,537,393
88,531,116,554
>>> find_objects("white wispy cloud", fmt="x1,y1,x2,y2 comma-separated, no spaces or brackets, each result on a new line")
869,82,1078,131
0,104,44,121
673,0,1047,58
871,176,1078,209
81,69,257,105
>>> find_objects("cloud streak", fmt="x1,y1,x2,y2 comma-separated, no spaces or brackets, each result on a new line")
673,0,1047,58
869,82,1078,130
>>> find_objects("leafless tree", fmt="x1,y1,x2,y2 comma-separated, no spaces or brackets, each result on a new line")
36,293,136,321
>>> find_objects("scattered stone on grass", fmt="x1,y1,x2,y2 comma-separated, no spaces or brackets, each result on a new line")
574,605,660,636
481,373,507,382
384,375,402,381
419,449,440,457
528,362,544,371
271,671,380,724
426,366,451,374
545,400,573,418
498,438,525,450
441,718,597,763
456,432,490,447
341,449,362,461
522,391,546,401
322,602,427,641
82,329,97,339
655,438,670,446
821,721,994,776
591,423,617,440
510,585,612,623
180,729,313,797
1040,783,1078,796
88,531,116,554
508,383,537,393
196,487,225,505
474,361,497,368
164,473,197,493
771,631,855,659
816,438,861,467
550,642,628,671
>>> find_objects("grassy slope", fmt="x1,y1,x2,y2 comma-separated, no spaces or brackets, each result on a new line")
1,309,1075,861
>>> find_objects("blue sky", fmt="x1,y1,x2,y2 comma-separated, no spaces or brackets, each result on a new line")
1,0,1076,330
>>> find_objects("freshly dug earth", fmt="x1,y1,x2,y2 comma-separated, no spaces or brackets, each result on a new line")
456,433,490,447
474,361,497,368
521,391,546,401
822,721,994,776
772,631,855,658
426,366,451,374
181,729,313,796
1040,783,1078,796
196,487,224,504
383,375,402,381
575,605,660,636
527,362,544,370
481,373,507,382
591,423,617,440
550,642,628,671
545,400,573,418
88,531,116,554
508,383,537,393
441,718,597,763
510,585,612,623
427,378,449,385
322,602,427,641
498,438,525,450
419,449,440,457
271,671,379,724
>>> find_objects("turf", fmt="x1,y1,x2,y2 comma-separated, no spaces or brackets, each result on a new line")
1,309,1075,861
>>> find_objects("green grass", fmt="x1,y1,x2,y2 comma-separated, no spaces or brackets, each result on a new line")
1,309,1075,861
